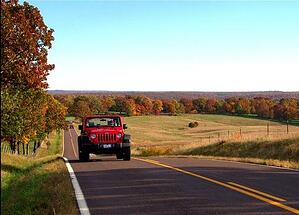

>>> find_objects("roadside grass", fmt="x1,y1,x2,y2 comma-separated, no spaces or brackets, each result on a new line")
181,137,299,168
133,137,299,169
1,130,78,215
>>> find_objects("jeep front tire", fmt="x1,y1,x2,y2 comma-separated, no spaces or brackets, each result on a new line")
123,147,131,161
78,137,89,162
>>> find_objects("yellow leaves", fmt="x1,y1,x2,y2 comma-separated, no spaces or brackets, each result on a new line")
21,135,30,144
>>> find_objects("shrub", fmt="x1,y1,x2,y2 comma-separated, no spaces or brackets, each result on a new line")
188,121,199,128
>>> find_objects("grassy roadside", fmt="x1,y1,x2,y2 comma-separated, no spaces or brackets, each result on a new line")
134,137,299,169
1,131,78,215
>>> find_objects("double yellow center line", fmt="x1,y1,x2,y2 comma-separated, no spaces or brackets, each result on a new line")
133,157,299,215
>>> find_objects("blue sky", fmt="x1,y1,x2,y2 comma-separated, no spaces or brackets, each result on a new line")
28,0,299,91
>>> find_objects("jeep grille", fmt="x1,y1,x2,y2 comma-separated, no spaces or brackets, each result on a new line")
98,133,116,143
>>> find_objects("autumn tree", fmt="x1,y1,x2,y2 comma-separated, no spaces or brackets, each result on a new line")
1,0,55,90
162,100,176,115
111,96,126,113
253,98,274,118
223,101,233,114
192,97,207,113
70,96,92,118
236,98,251,114
205,99,217,113
152,100,163,115
101,96,115,112
44,95,67,134
1,1,67,154
54,95,74,114
274,98,298,120
124,99,136,116
135,95,153,115
180,98,194,113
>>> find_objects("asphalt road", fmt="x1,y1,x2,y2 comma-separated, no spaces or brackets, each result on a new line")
64,128,299,215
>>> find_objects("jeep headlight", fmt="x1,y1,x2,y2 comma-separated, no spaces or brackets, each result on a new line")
90,133,97,139
116,133,122,138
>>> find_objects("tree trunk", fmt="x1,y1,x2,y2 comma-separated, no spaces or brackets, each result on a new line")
9,138,14,152
22,143,25,155
33,141,36,153
12,141,16,153
26,144,29,155
17,142,20,154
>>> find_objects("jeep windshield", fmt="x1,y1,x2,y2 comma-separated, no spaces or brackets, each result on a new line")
86,117,121,128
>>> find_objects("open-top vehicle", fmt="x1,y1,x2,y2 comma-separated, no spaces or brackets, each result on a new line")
77,114,131,161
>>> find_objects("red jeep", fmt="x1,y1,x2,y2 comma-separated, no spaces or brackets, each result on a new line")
78,114,131,161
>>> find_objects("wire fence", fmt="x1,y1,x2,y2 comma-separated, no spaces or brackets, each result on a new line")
189,124,299,146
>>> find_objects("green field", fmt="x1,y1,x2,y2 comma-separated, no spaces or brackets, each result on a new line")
1,131,77,215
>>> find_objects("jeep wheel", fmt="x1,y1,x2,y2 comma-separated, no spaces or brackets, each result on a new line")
79,150,89,161
116,152,123,159
123,147,131,161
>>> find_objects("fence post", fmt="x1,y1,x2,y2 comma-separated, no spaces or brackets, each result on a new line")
267,123,269,136
218,132,220,141
228,130,230,139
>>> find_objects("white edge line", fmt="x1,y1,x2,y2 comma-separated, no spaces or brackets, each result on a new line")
63,157,91,215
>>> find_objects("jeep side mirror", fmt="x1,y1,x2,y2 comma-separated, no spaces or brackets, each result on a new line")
123,124,128,129
78,125,83,130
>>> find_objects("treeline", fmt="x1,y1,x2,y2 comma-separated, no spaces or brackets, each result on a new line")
49,90,299,100
55,95,298,121
1,1,66,153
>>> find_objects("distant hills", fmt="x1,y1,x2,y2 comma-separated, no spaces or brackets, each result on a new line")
48,90,299,100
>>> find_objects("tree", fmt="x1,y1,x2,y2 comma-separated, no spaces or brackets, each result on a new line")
152,100,163,115
205,99,217,113
1,89,24,143
1,0,55,90
180,98,194,113
224,97,238,114
88,96,102,114
71,96,92,118
124,99,136,116
236,98,251,114
111,96,126,113
162,100,176,115
100,96,115,112
223,102,233,114
44,95,67,134
273,98,298,120
135,95,153,115
253,98,274,118
193,97,207,113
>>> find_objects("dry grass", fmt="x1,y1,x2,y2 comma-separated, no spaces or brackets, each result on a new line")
1,131,78,215
126,114,299,169
125,114,299,150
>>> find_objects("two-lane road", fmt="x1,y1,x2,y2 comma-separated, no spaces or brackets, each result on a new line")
64,128,299,215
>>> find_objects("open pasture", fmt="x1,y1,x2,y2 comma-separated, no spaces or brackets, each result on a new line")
125,114,299,152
